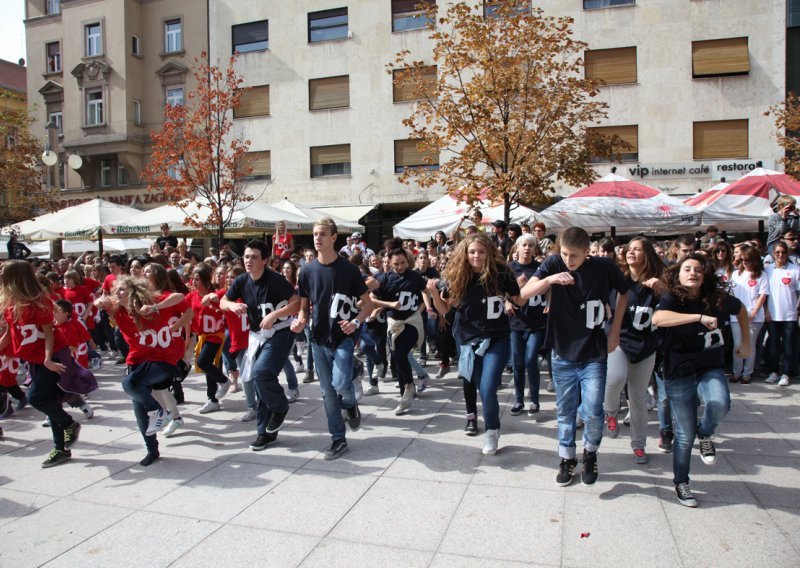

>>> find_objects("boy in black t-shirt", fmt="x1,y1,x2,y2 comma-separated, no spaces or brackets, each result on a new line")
521,227,629,487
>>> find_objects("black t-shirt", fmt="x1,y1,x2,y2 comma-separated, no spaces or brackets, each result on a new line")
416,267,439,279
445,265,520,344
534,255,629,362
374,270,426,320
618,280,660,363
298,256,368,347
509,260,547,333
156,235,179,250
655,292,742,378
225,270,297,332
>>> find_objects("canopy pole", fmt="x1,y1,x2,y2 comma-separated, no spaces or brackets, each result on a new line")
611,226,616,239
98,231,104,256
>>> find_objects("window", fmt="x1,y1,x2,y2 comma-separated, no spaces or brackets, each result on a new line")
392,1,435,32
232,20,269,53
133,99,142,125
588,125,638,162
167,159,184,180
86,88,103,125
484,0,530,18
46,0,60,15
131,35,141,56
583,0,635,9
85,23,102,57
692,38,749,78
165,19,182,53
48,111,63,135
166,87,184,107
118,165,128,186
308,8,348,43
235,85,270,118
309,76,349,110
100,159,112,186
393,65,437,102
5,135,16,149
241,151,271,180
46,42,61,73
584,47,637,85
394,139,439,173
310,144,351,177
693,120,748,159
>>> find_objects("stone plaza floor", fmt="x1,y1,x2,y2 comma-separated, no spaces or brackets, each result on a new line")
1,355,799,567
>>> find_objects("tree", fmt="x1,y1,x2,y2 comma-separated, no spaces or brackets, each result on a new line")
144,52,253,244
0,93,60,227
387,1,621,221
768,92,800,180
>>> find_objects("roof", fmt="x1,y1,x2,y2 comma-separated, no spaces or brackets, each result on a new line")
0,58,27,95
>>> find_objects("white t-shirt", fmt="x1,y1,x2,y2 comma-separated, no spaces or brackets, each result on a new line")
765,262,800,322
730,270,769,323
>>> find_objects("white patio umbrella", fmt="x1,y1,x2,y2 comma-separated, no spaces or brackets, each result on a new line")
9,199,143,240
110,198,248,236
270,198,364,233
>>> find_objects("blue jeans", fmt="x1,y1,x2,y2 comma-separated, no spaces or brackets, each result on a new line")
121,361,175,413
664,368,730,485
463,336,508,430
550,354,606,459
221,332,244,374
767,320,797,376
250,329,292,435
283,359,299,390
312,338,357,442
655,368,672,433
510,329,545,405
360,331,382,385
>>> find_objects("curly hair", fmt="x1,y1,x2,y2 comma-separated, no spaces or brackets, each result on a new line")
0,260,49,322
442,233,505,305
112,276,157,331
662,253,730,313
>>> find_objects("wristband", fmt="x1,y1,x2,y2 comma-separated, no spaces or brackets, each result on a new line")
352,318,361,328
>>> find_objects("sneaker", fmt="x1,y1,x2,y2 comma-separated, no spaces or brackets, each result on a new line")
741,375,752,384
556,458,578,487
510,403,524,416
140,451,160,467
646,388,656,411
394,383,415,415
293,361,305,373
377,363,387,379
545,380,555,393
605,415,619,438
418,357,427,366
199,400,220,414
15,394,28,411
778,374,790,386
80,403,94,419
504,365,513,375
581,450,598,486
766,372,780,384
240,408,257,422
42,416,51,427
353,378,363,401
658,429,674,453
527,403,540,416
41,448,72,468
265,411,287,434
286,388,299,403
633,448,649,464
698,436,716,465
303,370,316,383
146,409,172,436
231,383,242,393
324,438,348,460
482,429,499,455
63,421,81,448
0,398,14,420
345,404,362,431
464,415,479,436
364,383,379,396
417,377,429,393
215,380,232,401
436,364,448,379
675,482,698,508
163,417,184,437
622,411,631,426
90,357,102,370
729,374,741,383
250,433,277,451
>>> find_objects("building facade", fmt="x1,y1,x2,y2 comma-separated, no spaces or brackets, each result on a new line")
0,58,29,221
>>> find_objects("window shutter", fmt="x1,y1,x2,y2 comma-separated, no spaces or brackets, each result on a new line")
584,47,637,84
692,38,749,77
309,76,350,110
311,144,351,165
393,65,437,102
693,120,748,159
395,139,438,167
242,151,271,178
235,85,269,118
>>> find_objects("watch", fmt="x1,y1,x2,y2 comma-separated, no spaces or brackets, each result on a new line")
351,318,361,327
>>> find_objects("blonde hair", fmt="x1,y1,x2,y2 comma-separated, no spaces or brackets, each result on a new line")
314,217,338,236
442,233,505,305
0,260,49,322
776,195,796,211
112,276,157,331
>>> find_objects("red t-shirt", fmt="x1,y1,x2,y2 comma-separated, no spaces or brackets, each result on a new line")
217,289,249,352
115,307,176,367
273,232,293,260
0,344,20,388
158,291,190,364
55,317,91,368
62,284,96,330
83,277,102,292
3,299,66,364
102,273,118,293
186,289,225,342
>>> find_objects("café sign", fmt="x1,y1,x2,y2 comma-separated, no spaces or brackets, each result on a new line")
618,158,775,181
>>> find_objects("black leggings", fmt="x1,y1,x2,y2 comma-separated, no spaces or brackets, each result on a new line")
27,363,76,451
0,384,25,400
391,325,419,389
463,377,478,417
197,340,226,402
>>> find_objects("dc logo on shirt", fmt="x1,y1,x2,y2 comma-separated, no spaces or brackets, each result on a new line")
0,356,19,375
18,324,44,346
258,300,290,322
584,300,604,329
486,296,504,320
202,315,224,334
702,328,724,350
330,293,358,321
528,295,547,307
631,306,656,331
139,326,172,349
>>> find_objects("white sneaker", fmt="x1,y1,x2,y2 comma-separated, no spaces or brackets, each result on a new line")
293,362,305,373
353,379,363,401
778,374,790,386
286,388,299,403
766,372,779,384
240,408,257,422
623,410,631,426
80,403,94,419
199,400,220,414
364,382,379,396
482,429,499,455
646,390,656,411
163,417,184,437
215,380,232,400
146,409,172,435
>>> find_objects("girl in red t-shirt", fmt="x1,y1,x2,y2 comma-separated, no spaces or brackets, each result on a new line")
0,260,77,468
220,266,250,409
272,221,294,260
53,299,96,419
0,322,27,416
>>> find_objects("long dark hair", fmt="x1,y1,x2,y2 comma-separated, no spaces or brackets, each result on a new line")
620,237,664,283
662,253,730,313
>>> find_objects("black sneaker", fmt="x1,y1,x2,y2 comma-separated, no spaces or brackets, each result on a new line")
556,458,578,486
324,438,348,460
527,403,540,416
265,411,287,434
64,422,81,449
139,451,160,467
510,403,524,416
581,450,598,486
675,482,698,507
658,429,673,453
698,436,716,465
250,433,277,452
346,404,362,431
42,448,72,468
464,418,478,436
115,357,126,365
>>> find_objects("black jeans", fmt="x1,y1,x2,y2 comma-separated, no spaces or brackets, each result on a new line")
115,328,129,359
197,340,226,402
27,363,75,451
391,325,419,389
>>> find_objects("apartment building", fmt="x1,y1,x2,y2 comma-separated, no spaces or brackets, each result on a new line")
0,58,29,221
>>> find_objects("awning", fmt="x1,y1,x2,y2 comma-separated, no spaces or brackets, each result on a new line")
312,205,378,224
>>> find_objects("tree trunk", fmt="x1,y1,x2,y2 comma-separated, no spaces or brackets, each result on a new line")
503,192,511,224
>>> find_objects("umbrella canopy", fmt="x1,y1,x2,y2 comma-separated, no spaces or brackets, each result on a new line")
9,199,144,240
270,198,364,233
536,173,700,235
683,182,729,207
691,168,800,231
393,194,536,241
